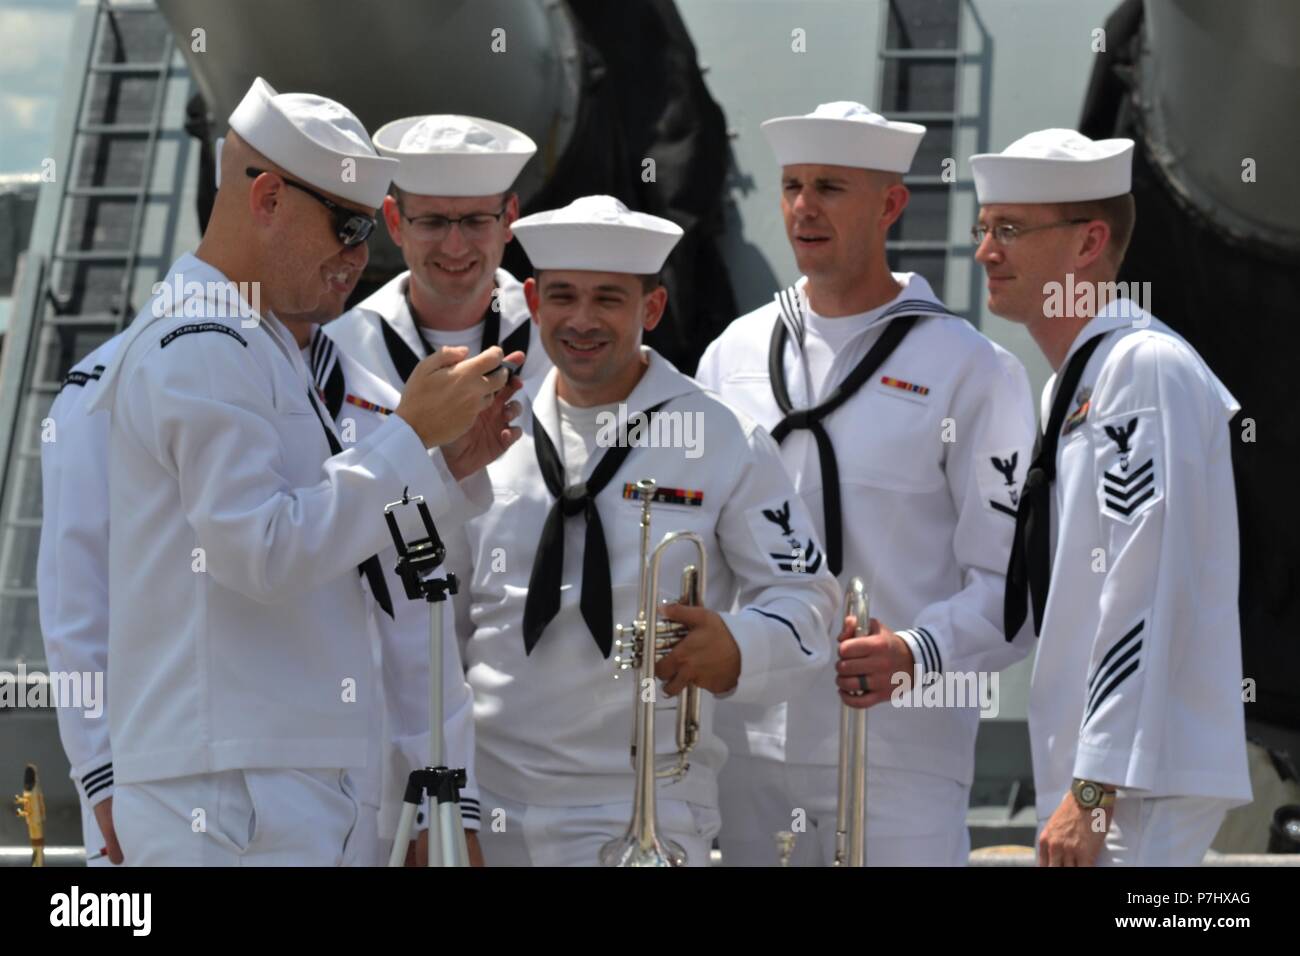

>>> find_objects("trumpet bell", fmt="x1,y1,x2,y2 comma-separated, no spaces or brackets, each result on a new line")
599,832,688,868
601,478,709,867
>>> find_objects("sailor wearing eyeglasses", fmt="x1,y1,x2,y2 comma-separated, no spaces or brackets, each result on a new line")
973,129,1251,866
91,78,522,865
694,102,1037,866
325,114,551,390
324,114,549,865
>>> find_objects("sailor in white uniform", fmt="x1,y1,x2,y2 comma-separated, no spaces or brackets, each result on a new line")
34,215,380,864
444,196,839,867
324,114,542,865
37,335,123,866
972,128,1252,865
326,114,550,388
695,102,1037,866
92,78,519,866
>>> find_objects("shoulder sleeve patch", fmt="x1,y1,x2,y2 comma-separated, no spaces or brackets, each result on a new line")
978,445,1025,519
1092,408,1163,524
160,322,249,349
61,369,96,390
744,496,825,575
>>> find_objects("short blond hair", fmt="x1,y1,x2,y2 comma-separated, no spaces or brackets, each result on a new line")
1056,193,1136,267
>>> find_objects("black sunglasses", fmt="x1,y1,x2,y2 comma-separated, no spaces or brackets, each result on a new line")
245,166,376,247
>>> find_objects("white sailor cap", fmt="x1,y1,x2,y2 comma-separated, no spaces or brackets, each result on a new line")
970,129,1135,204
226,77,396,209
512,195,682,275
373,114,537,197
760,101,926,174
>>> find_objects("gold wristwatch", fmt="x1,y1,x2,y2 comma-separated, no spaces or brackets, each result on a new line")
1071,777,1116,810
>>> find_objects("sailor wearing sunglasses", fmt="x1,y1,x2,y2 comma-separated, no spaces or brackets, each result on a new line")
89,78,521,866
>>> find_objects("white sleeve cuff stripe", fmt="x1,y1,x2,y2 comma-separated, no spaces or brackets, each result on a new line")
899,628,941,677
81,762,113,800
915,626,942,674
897,630,928,674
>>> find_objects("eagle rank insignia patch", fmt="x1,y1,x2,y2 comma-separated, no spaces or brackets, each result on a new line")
979,446,1025,518
1093,409,1163,524
746,497,824,575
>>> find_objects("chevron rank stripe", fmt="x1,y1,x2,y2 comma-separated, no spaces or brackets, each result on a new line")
1084,620,1144,724
1102,457,1156,517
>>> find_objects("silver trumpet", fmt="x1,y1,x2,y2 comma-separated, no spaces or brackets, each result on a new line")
600,478,708,867
834,577,870,867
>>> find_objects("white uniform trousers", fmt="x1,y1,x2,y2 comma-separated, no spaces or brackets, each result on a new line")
717,753,970,866
80,797,119,867
476,786,721,867
348,802,382,866
113,769,361,866
1036,795,1232,867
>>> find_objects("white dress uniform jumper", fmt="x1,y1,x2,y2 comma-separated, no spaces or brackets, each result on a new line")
446,350,840,865
88,252,473,865
1005,299,1252,865
36,336,123,865
696,273,1037,865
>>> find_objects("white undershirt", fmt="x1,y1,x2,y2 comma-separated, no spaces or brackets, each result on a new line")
418,321,484,353
802,286,909,405
555,395,621,487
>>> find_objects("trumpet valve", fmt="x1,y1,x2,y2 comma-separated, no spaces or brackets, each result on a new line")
612,622,645,675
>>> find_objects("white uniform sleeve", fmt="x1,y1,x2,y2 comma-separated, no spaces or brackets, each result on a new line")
898,346,1038,681
715,424,839,705
693,336,723,392
119,330,452,602
1071,338,1228,788
36,387,114,807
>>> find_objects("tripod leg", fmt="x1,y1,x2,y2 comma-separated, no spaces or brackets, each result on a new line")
426,593,447,867
454,806,469,865
389,799,419,867
426,792,443,868
438,798,465,867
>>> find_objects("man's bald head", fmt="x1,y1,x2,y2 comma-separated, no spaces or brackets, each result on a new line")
215,131,272,198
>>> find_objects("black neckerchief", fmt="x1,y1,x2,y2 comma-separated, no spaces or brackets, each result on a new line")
380,283,529,383
1003,333,1107,639
768,286,954,575
521,399,670,657
305,389,394,618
